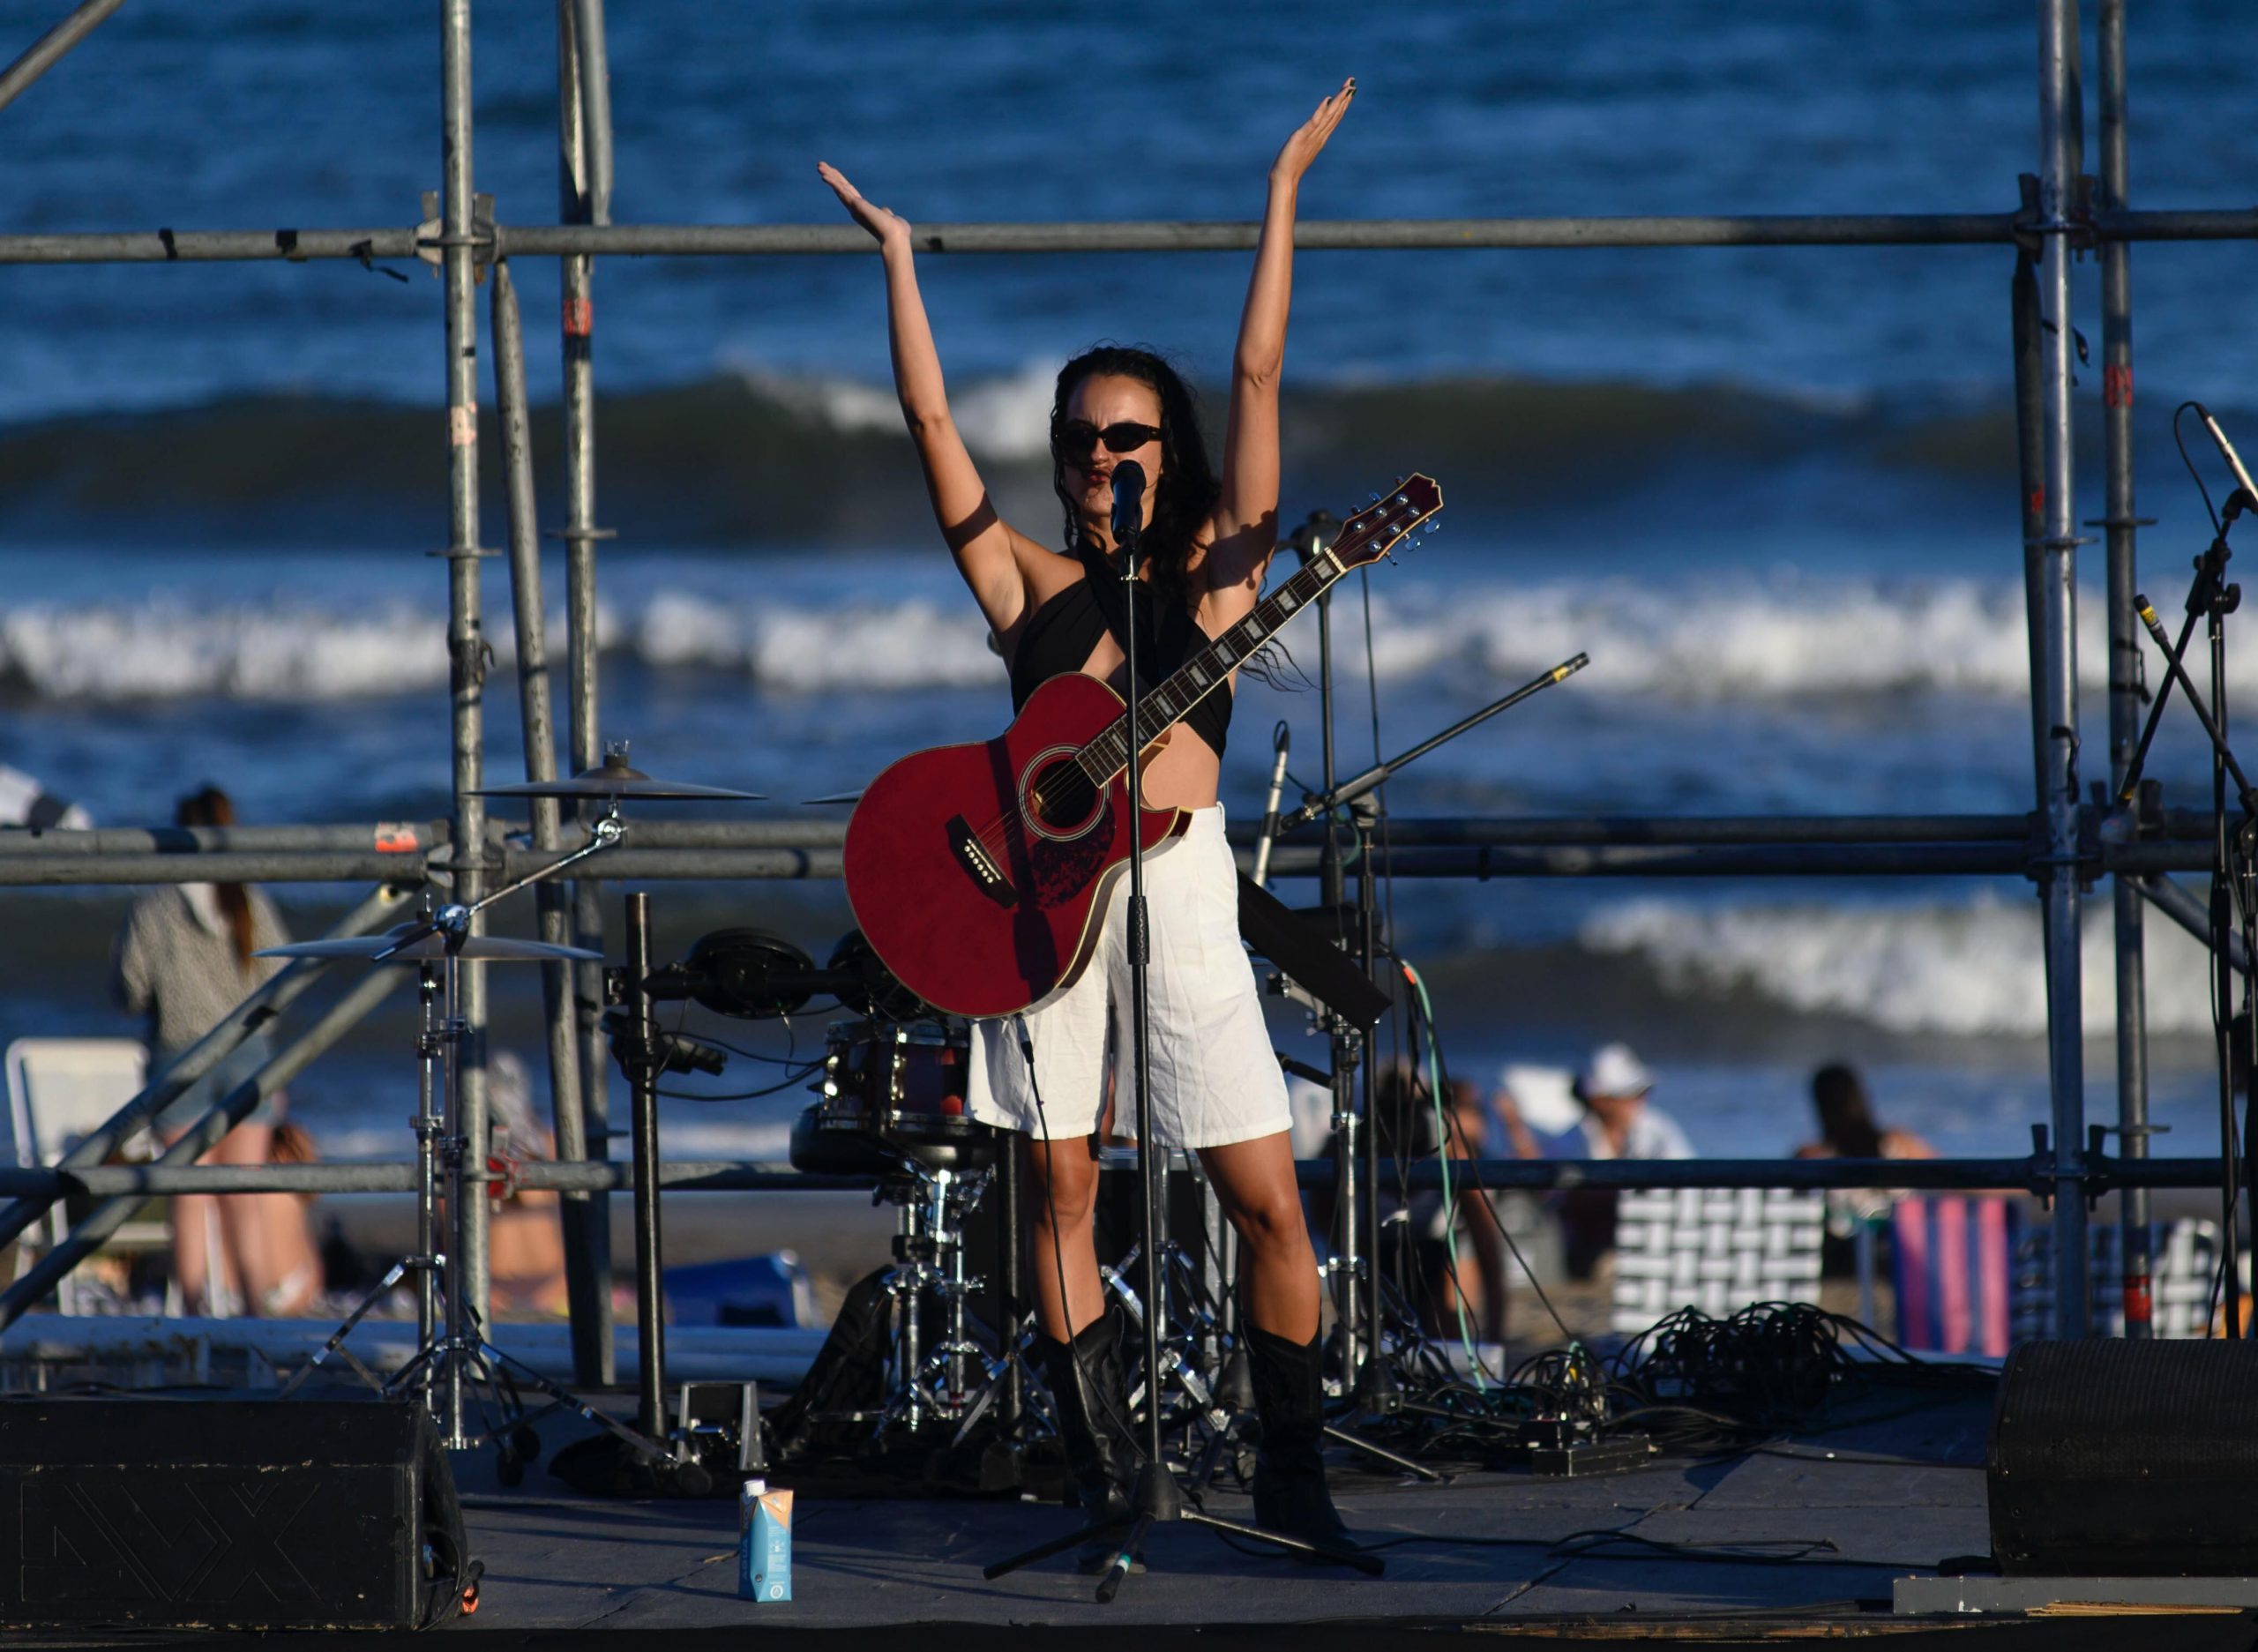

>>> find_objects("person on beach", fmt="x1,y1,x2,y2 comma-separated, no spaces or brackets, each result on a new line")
1793,1061,1936,1275
483,1050,572,1319
112,785,323,1316
819,78,1357,1562
1544,1043,1693,1279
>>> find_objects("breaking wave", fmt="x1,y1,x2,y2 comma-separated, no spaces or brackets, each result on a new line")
0,367,2067,547
0,569,2235,706
1581,892,2219,1037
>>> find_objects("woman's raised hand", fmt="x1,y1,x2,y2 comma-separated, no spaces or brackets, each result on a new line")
817,161,912,250
1271,78,1356,185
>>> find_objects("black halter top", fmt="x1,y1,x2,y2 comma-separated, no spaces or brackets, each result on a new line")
1007,542,1234,759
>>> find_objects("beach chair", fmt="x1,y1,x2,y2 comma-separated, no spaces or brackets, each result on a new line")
1889,1195,2015,1357
2,1036,170,1312
2011,1217,2222,1341
1610,1188,1826,1335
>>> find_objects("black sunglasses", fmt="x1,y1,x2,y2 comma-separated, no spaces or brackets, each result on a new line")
1052,419,1163,459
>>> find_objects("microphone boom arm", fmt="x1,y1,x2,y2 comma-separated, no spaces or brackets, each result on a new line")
1275,654,1589,836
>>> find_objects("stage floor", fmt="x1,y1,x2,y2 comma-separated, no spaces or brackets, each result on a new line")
450,1389,2017,1638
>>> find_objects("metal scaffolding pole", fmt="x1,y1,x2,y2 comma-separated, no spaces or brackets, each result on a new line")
2034,0,2090,1337
557,2,617,1380
491,258,610,1385
0,833,2241,888
0,0,126,117
439,0,492,1336
2097,0,2153,1336
0,208,2254,268
0,1154,2233,1201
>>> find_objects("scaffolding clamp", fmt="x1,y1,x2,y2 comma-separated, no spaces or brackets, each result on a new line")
416,191,499,284
2013,174,2100,260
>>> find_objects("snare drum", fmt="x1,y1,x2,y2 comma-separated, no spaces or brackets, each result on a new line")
798,1020,995,1175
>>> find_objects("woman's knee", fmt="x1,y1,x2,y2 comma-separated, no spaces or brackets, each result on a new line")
1222,1182,1309,1254
1022,1138,1099,1230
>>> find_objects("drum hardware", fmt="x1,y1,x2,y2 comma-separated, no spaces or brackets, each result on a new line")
645,926,931,1025
874,1162,995,1431
476,747,766,803
276,747,759,1484
785,1018,1035,1451
1260,637,1588,1418
271,912,665,1483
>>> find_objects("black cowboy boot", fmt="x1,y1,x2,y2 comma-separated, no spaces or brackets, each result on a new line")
1245,1323,1352,1552
1036,1313,1141,1573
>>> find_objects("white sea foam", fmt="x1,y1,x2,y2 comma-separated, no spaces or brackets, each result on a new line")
0,571,2228,706
1580,891,2219,1036
741,357,1058,460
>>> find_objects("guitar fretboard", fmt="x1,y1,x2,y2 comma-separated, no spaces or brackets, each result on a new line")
1072,549,1345,785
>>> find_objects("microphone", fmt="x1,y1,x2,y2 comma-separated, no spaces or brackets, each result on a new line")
1252,723,1291,888
2194,403,2258,523
1110,460,1147,550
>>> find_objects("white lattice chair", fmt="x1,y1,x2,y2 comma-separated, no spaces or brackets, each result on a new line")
3,1037,170,1312
2012,1217,2223,1341
1611,1187,1827,1335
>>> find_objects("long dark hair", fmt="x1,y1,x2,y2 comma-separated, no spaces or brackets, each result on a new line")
1811,1062,1882,1159
1050,345,1220,614
176,784,254,971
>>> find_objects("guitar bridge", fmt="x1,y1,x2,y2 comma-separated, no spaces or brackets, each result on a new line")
947,815,1018,908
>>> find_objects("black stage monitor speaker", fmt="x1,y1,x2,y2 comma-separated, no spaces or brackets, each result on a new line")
0,1397,467,1629
1990,1338,2258,1577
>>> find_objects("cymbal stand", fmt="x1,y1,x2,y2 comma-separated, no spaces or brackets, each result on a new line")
280,917,669,1474
1272,653,1589,1399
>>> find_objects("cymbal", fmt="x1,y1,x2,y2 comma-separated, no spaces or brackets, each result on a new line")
476,753,764,802
802,790,864,805
259,926,603,964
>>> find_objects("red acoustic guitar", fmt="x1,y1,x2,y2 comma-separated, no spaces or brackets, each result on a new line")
844,475,1443,1019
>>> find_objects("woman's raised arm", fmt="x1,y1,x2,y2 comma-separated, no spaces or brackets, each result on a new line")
818,162,1032,635
1199,80,1355,614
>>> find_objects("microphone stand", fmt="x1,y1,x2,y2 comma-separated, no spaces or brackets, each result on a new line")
2115,489,2258,1336
1267,650,1589,1395
1285,515,1375,1400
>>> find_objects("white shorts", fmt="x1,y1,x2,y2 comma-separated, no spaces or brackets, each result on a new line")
965,806,1292,1149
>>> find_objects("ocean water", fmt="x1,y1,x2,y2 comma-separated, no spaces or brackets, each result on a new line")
4,0,2258,1165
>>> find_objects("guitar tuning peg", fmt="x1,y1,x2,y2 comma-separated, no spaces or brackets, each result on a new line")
1368,491,1380,503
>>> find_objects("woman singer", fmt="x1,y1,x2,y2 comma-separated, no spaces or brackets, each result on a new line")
818,78,1357,1564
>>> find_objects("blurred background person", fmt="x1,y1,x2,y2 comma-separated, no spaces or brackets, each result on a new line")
113,784,321,1316
484,1050,572,1319
1795,1060,1936,1276
1547,1043,1693,1279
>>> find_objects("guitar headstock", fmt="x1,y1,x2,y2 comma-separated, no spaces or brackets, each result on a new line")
1330,474,1443,570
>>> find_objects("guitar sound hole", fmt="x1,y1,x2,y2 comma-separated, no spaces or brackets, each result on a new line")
1028,759,1100,835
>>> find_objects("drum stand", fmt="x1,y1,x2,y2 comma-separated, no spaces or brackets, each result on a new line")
279,933,667,1477
874,1162,995,1431
279,811,675,1475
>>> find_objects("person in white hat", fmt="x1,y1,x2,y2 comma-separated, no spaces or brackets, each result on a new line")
1561,1043,1693,1163
1548,1043,1694,1276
